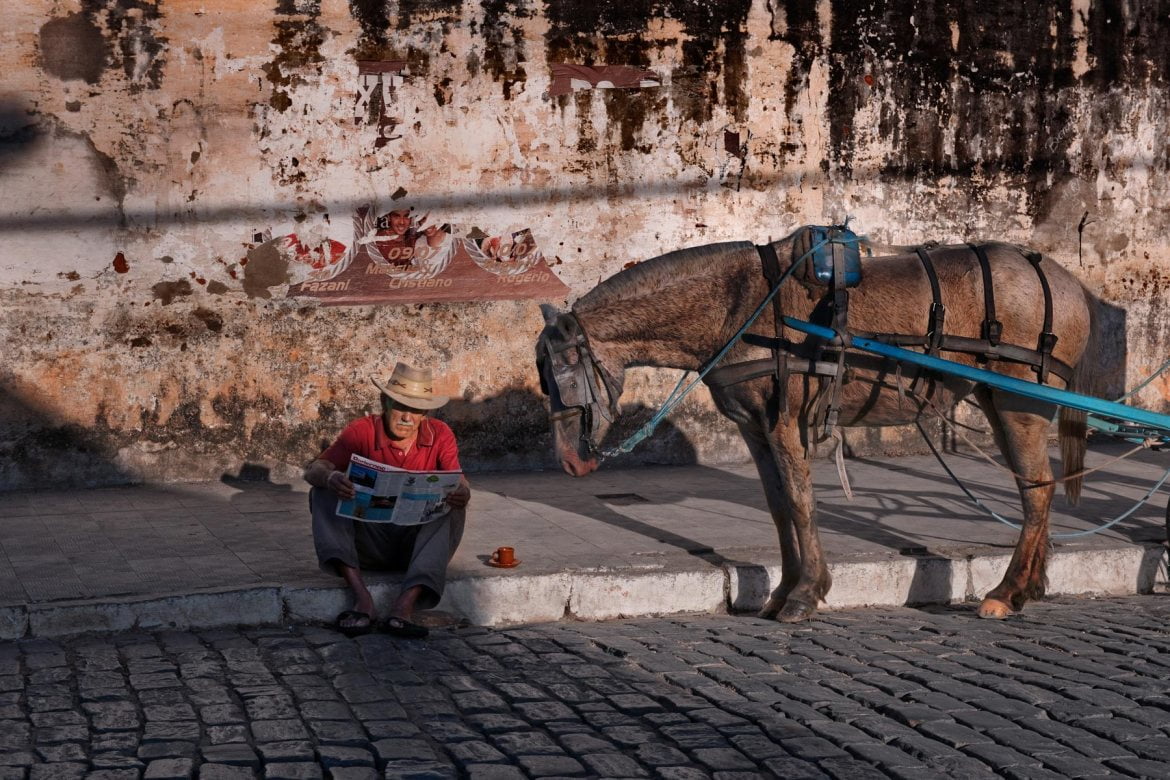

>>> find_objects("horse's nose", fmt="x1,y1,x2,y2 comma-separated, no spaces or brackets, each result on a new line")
560,454,599,477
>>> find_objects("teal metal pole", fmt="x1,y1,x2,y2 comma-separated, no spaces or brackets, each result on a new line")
782,316,1170,436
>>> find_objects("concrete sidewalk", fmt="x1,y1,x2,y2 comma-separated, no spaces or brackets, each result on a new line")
2,442,1168,639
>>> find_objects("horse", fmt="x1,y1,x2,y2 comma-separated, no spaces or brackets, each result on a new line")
535,226,1098,622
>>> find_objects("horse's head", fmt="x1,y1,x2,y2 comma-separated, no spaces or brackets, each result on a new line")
535,304,623,477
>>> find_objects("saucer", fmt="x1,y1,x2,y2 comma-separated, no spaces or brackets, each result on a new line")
487,558,521,568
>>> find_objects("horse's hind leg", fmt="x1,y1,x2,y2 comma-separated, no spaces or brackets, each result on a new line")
740,424,801,618
739,421,830,622
974,388,1057,619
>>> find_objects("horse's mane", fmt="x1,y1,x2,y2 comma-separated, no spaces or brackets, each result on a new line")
574,241,757,313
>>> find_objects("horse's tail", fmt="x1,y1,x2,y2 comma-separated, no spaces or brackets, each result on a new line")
1059,286,1102,506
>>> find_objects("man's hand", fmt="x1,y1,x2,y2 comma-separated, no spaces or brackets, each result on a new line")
446,477,471,508
327,470,356,500
305,459,355,499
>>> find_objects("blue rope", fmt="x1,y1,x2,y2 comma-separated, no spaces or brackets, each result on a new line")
599,234,845,457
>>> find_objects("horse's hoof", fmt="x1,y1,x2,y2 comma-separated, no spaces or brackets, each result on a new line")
757,600,782,620
777,599,816,623
977,598,1013,619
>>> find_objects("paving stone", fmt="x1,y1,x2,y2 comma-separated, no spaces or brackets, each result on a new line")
317,744,375,768
250,719,309,742
962,742,1044,768
308,719,367,745
381,759,457,779
91,753,146,770
199,765,255,780
371,737,437,765
692,746,757,771
364,720,422,740
328,768,380,780
201,743,260,767
207,724,250,744
1072,715,1164,743
660,723,728,749
582,751,650,776
34,742,87,762
92,732,140,752
516,754,586,776
137,741,197,760
922,754,1000,778
513,700,577,721
256,740,317,763
465,763,527,779
466,713,530,733
264,762,325,780
142,721,201,742
1000,765,1078,780
200,705,246,725
845,740,927,770
143,704,196,721
417,721,476,743
453,691,509,713
30,764,87,780
143,758,196,779
757,757,830,779
33,725,88,743
491,731,564,756
447,739,509,767
1036,752,1114,778
1105,757,1170,777
299,701,351,720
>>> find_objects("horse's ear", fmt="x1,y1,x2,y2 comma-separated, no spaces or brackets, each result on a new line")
539,303,561,325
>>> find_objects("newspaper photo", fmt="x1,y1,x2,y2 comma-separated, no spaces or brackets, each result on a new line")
335,454,463,525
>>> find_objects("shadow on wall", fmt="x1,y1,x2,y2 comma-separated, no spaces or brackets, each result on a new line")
441,386,707,472
0,292,1135,492
0,389,136,489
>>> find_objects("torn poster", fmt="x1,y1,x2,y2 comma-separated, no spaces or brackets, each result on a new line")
549,64,661,97
282,206,569,305
355,60,407,146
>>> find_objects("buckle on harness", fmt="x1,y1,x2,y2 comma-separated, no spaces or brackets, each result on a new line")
927,302,946,351
983,319,1003,346
1038,331,1058,353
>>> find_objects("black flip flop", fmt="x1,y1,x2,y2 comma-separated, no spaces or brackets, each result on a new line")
335,609,373,638
382,616,429,639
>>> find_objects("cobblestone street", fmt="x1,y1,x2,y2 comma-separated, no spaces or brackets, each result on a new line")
4,596,1170,778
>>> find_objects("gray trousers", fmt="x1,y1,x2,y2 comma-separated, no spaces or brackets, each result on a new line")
309,487,466,611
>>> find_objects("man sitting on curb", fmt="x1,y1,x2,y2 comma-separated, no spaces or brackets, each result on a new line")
304,361,471,638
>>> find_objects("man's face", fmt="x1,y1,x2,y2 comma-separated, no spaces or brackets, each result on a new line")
384,398,426,441
387,211,411,235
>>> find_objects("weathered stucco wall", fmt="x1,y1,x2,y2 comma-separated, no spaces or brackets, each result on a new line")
2,0,1169,488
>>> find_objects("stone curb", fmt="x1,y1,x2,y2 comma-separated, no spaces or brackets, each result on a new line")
1,543,1164,640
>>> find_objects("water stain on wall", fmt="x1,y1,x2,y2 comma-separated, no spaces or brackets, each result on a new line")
264,1,327,112
39,14,106,83
151,279,193,305
545,0,751,152
80,0,167,90
477,0,531,99
348,0,392,59
242,242,291,299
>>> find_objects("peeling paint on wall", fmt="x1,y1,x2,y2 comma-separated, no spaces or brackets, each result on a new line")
4,0,1170,488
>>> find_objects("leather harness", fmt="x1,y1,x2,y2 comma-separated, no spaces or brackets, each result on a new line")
706,241,1072,439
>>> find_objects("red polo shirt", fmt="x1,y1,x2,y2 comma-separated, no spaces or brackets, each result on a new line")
319,414,461,472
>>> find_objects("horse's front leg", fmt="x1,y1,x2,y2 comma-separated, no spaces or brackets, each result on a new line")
975,389,1056,619
739,420,830,622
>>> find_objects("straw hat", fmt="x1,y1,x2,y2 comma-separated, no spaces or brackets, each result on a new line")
372,361,449,410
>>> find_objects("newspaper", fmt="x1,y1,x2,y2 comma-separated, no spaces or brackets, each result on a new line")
335,454,463,525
